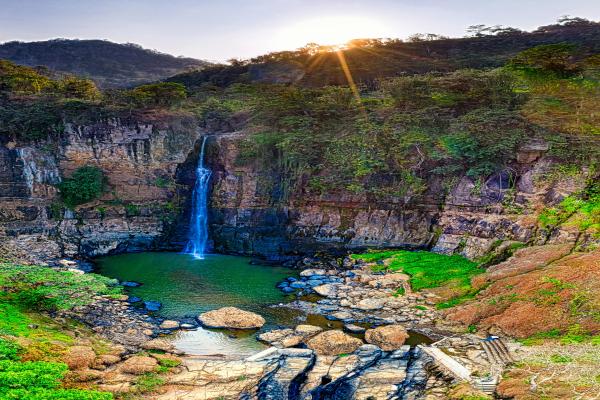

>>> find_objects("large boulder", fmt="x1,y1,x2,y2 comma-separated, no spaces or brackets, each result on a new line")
198,307,265,329
364,325,409,351
120,355,158,375
305,330,363,356
141,338,176,353
64,346,96,370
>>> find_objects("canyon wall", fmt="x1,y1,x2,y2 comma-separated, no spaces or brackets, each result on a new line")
208,134,592,261
0,119,592,264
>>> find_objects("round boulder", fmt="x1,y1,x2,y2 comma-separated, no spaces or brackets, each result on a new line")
364,325,409,351
198,307,265,329
305,330,363,356
64,346,96,370
120,355,158,375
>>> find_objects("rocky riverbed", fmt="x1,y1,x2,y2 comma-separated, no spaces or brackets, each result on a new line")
53,255,509,399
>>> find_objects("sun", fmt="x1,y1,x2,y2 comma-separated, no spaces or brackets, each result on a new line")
277,15,387,49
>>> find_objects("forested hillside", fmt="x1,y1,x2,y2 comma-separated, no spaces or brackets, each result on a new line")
0,39,209,88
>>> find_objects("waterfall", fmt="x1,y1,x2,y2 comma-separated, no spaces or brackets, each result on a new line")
184,136,212,259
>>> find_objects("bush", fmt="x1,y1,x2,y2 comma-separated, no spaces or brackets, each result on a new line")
0,340,21,361
129,82,187,108
57,166,106,208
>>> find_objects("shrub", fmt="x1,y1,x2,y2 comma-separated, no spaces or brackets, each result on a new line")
0,340,21,361
130,82,187,108
57,166,106,208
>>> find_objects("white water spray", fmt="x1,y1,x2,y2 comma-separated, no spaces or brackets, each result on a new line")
184,136,211,259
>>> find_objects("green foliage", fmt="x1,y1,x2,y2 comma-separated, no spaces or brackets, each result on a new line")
508,43,580,78
538,182,600,234
0,340,22,361
0,360,112,399
124,203,140,217
0,263,121,312
0,99,64,140
130,82,187,108
0,302,31,336
0,60,54,94
436,108,528,178
550,354,573,363
57,166,106,208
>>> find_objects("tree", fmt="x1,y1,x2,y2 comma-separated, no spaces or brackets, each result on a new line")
130,82,187,108
466,24,490,37
58,76,100,100
508,43,580,77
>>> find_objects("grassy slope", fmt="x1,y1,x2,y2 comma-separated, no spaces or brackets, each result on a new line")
0,263,120,399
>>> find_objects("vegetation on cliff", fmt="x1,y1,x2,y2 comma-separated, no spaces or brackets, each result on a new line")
57,166,107,208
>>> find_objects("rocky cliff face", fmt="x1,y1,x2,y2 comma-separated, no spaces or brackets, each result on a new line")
208,133,591,261
0,116,201,264
0,120,591,264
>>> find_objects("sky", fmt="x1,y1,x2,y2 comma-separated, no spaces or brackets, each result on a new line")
0,0,599,62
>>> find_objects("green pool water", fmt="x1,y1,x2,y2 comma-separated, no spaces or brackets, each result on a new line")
95,252,300,357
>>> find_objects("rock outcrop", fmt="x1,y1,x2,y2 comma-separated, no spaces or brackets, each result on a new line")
197,307,266,329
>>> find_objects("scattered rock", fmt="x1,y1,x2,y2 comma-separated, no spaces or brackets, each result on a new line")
313,284,337,297
294,325,323,336
159,320,180,329
141,339,175,353
365,325,409,351
120,355,158,375
127,296,142,303
300,269,327,277
258,329,294,344
305,330,363,355
329,311,352,320
144,301,162,311
355,298,386,311
98,354,121,366
198,307,265,329
64,346,96,370
344,324,366,334
121,281,142,287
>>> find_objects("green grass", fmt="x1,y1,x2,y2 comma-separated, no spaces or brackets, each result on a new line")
0,263,121,312
519,325,600,346
134,373,165,393
352,250,483,310
352,250,482,291
0,263,119,399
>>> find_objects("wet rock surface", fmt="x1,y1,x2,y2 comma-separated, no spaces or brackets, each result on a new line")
59,295,162,351
156,344,443,400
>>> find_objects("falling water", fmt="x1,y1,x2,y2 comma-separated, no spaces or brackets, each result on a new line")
184,136,212,259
